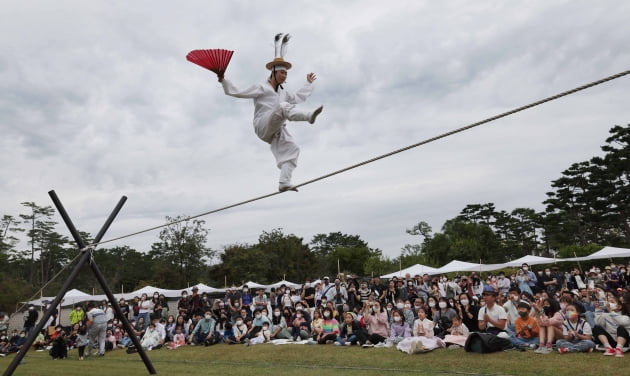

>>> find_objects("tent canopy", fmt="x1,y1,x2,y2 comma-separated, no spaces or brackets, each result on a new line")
434,260,481,274
381,264,440,278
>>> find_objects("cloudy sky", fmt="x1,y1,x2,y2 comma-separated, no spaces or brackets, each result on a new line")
1,0,629,262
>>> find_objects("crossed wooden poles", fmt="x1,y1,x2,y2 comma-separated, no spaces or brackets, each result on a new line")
3,190,157,375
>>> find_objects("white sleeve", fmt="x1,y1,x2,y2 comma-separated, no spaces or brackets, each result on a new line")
221,79,264,99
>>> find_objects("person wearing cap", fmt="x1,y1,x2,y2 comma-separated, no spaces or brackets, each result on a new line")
218,33,323,192
602,265,619,290
477,285,507,335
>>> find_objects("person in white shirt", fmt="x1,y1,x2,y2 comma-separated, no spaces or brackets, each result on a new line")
478,285,507,335
218,33,322,192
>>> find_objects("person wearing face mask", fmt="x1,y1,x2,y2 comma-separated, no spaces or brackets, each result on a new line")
433,297,457,339
189,310,217,345
388,309,411,345
246,308,272,340
362,301,389,347
267,308,289,340
511,301,540,348
602,266,620,290
232,317,248,344
137,294,154,330
503,287,523,337
69,305,85,326
532,297,563,353
314,307,339,344
556,303,595,353
140,322,161,350
455,293,479,332
592,293,630,357
301,279,316,311
521,263,538,294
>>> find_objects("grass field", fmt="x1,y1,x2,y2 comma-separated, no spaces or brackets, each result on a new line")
1,344,625,376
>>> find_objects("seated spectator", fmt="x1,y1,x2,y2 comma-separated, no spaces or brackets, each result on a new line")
189,310,218,346
478,285,507,335
291,308,311,341
247,322,271,345
169,326,186,350
315,307,339,344
133,316,146,338
232,317,248,344
556,303,595,353
164,315,176,342
433,297,457,339
389,309,411,345
336,312,366,346
533,297,563,354
511,301,539,348
140,323,161,350
69,305,85,326
443,314,469,348
413,307,434,337
248,309,272,339
270,307,291,339
362,301,389,347
105,329,116,351
49,329,67,359
592,293,629,357
173,315,190,341
426,296,439,321
455,293,479,332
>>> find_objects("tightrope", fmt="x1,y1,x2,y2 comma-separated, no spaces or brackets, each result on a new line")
92,69,630,248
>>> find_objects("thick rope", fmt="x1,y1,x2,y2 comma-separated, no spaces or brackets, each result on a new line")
93,69,630,247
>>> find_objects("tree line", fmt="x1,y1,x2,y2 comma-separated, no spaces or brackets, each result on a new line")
0,124,627,312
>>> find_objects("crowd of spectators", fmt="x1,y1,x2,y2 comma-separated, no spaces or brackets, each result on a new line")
1,261,628,359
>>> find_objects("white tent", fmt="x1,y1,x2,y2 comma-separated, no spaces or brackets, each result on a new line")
268,280,302,289
239,281,267,289
188,283,222,294
505,255,557,268
434,260,482,274
27,288,93,307
574,246,630,261
381,263,440,278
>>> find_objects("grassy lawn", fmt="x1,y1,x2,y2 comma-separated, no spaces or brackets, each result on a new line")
2,344,624,376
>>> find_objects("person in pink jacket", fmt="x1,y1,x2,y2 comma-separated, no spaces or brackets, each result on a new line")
362,301,390,347
533,298,563,354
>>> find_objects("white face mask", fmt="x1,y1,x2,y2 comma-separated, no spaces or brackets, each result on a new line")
205,315,211,320
428,302,436,308
255,314,261,319
274,311,281,317
522,267,529,271
236,320,243,325
396,303,404,309
438,302,447,309
609,303,618,311
404,304,411,309
323,312,331,318
393,316,401,322
460,300,469,306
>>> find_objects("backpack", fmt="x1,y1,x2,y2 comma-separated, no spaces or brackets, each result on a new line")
464,332,513,353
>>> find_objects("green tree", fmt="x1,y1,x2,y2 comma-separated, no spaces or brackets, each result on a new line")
148,216,214,287
19,202,56,284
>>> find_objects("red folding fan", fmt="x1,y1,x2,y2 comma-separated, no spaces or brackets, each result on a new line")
186,49,234,76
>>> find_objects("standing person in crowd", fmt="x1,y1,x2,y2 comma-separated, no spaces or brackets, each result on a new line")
497,272,511,297
602,266,619,290
188,287,204,318
132,296,141,321
327,278,348,313
69,305,85,326
521,263,538,294
516,269,534,295
533,297,563,354
556,303,595,353
118,298,130,321
478,286,507,335
592,293,629,357
240,285,253,312
22,305,38,335
86,301,107,357
138,293,153,330
541,267,560,297
301,279,316,312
